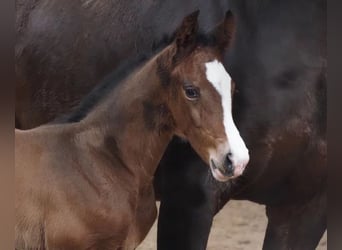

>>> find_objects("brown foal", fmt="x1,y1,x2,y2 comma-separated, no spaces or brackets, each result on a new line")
15,11,249,249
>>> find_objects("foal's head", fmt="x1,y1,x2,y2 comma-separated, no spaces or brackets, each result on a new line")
158,11,249,181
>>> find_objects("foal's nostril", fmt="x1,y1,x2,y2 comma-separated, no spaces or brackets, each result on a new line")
225,154,234,176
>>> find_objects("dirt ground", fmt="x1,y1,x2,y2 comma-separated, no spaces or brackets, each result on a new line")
138,201,327,250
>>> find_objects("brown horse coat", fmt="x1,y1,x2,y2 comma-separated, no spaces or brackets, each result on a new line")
15,12,245,250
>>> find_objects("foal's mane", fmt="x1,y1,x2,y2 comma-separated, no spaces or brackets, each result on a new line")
54,32,216,124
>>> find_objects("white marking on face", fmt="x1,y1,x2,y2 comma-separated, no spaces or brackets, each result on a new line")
205,60,249,179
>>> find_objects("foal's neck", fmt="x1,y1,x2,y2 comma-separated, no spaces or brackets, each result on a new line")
78,53,174,182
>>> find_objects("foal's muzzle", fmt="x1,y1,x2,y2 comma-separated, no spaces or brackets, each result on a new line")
224,153,234,176
210,152,248,182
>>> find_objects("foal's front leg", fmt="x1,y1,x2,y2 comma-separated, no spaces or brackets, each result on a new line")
263,190,327,250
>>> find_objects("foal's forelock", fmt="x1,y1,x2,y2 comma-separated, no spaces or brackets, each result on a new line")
205,60,249,166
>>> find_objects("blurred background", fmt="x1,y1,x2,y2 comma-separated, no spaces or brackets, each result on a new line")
139,201,327,250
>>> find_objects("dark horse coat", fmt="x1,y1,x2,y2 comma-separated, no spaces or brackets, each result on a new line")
16,0,326,249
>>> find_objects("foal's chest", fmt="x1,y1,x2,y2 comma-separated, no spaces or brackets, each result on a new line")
89,184,157,249
123,184,157,249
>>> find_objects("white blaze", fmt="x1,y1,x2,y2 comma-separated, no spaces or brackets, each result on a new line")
205,60,249,175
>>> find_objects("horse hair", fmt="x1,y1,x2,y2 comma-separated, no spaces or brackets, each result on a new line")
54,32,217,124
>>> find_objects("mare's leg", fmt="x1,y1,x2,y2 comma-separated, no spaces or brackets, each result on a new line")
156,138,218,250
15,115,22,129
263,190,327,250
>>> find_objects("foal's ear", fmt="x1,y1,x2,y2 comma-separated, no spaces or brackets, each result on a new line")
173,10,199,59
211,10,236,51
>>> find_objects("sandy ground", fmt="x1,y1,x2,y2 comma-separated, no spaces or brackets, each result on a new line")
138,201,327,250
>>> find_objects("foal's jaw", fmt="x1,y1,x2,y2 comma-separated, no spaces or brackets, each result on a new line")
205,60,249,182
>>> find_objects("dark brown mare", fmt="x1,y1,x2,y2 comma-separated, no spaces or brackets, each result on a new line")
15,12,249,249
16,0,326,249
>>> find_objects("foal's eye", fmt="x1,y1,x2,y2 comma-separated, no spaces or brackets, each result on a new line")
184,86,200,100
